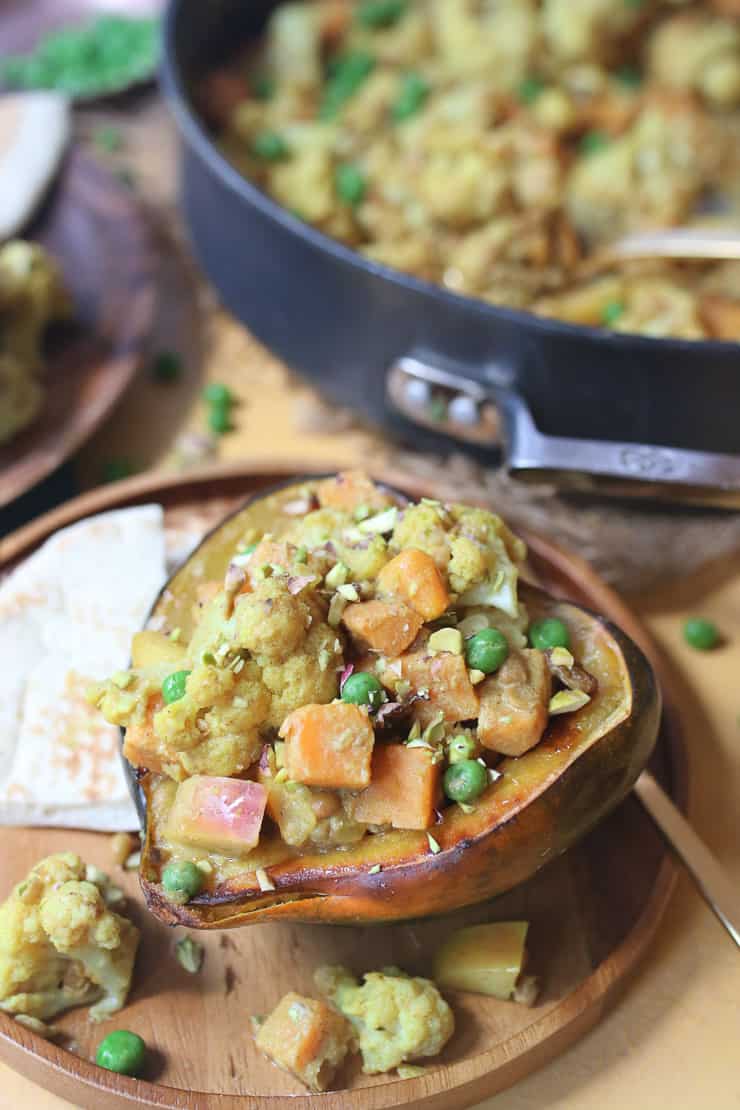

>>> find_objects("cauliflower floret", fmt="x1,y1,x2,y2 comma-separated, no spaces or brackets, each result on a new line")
286,509,391,581
391,503,451,569
234,577,318,663
648,12,740,109
0,855,138,1024
262,619,343,727
315,964,454,1074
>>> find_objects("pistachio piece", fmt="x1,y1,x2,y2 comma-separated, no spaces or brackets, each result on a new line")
175,935,205,974
428,627,463,655
357,506,398,534
549,646,574,668
548,689,591,715
325,561,350,589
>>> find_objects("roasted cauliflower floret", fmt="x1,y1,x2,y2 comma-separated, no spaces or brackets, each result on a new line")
315,964,454,1074
648,12,740,109
0,854,138,1024
261,618,343,727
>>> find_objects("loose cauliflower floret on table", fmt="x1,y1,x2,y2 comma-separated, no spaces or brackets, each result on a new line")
0,854,138,1024
315,964,454,1074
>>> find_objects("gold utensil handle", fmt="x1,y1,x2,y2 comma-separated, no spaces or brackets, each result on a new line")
634,771,740,948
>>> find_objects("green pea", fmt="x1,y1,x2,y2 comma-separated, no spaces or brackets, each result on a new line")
320,50,375,119
683,618,720,651
208,402,232,435
150,350,182,383
528,617,571,652
162,670,191,704
96,1030,146,1076
335,163,367,206
580,130,610,156
162,860,203,900
465,628,509,675
443,759,488,804
448,734,477,764
357,0,406,29
341,671,385,710
203,382,233,406
602,301,625,327
517,75,545,105
252,130,290,161
392,72,429,122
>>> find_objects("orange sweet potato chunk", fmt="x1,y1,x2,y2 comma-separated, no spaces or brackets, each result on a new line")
478,650,551,756
342,599,422,656
255,992,354,1092
122,695,164,773
315,470,389,512
376,549,450,621
279,703,375,789
391,649,479,725
347,744,441,830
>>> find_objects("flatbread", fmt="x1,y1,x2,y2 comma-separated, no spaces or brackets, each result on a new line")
0,92,70,241
0,505,167,830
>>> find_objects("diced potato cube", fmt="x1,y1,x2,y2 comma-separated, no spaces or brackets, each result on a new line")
478,650,551,756
131,630,187,669
279,703,375,789
342,599,422,656
433,922,530,1000
346,744,441,830
377,548,450,621
255,991,354,1092
165,775,267,856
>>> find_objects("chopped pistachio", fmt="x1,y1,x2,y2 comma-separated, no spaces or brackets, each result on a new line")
428,627,463,655
406,720,421,741
325,561,350,589
406,739,435,751
549,689,591,715
328,593,348,627
169,627,182,642
368,864,382,875
256,867,275,892
550,646,574,668
397,1064,427,1079
111,670,133,689
396,679,412,698
124,850,141,871
469,668,486,685
353,503,371,521
201,650,217,665
274,741,286,769
195,859,213,874
337,583,360,602
487,767,502,784
426,832,441,855
358,506,398,534
422,711,446,745
274,768,289,784
295,545,308,564
458,802,475,814
175,935,204,974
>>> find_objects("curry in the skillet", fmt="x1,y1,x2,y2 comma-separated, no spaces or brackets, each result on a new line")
90,472,657,922
200,0,740,340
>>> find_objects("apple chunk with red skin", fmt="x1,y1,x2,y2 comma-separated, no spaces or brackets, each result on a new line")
166,776,267,856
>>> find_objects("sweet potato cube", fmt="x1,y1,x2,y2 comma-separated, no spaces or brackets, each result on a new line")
347,744,441,830
165,775,267,856
478,650,551,756
122,695,164,772
377,549,450,621
342,599,422,656
279,703,374,789
255,992,354,1092
316,470,389,512
392,649,479,725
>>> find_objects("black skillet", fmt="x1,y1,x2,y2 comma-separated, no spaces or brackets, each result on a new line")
161,0,740,505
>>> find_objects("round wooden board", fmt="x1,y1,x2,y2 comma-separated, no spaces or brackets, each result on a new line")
0,462,687,1110
0,145,156,508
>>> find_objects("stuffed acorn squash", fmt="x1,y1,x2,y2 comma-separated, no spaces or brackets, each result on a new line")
90,472,660,928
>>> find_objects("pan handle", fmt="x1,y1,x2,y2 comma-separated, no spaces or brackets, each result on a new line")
387,354,740,504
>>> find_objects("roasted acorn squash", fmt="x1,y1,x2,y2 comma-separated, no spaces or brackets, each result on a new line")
119,477,660,928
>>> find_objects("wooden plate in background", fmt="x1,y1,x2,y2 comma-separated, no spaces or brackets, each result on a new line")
0,463,687,1110
0,146,156,507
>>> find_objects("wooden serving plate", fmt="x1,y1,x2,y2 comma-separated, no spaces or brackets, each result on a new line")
0,146,156,507
0,463,687,1110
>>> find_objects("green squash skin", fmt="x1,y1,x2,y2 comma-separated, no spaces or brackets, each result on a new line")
124,479,661,929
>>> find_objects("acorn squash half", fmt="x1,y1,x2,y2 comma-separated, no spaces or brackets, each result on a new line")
125,477,660,928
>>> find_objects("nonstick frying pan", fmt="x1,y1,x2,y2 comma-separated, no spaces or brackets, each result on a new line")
161,0,740,504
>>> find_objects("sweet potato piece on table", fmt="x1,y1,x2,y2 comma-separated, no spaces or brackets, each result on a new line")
391,649,479,725
377,548,450,621
478,649,552,756
347,744,441,830
342,599,422,656
255,991,354,1092
315,470,389,512
279,702,375,789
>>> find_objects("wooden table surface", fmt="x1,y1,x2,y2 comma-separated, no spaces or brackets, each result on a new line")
2,91,739,1110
